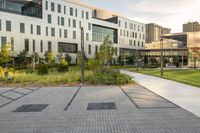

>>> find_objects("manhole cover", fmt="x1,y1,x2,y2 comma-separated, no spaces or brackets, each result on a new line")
87,102,116,110
13,104,48,112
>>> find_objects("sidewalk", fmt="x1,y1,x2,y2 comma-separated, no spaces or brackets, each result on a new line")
121,70,200,117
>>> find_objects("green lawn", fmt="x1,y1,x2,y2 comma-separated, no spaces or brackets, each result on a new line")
128,68,200,88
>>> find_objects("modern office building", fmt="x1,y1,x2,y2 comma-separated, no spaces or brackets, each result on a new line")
145,23,171,43
183,21,200,32
0,0,145,63
142,32,200,67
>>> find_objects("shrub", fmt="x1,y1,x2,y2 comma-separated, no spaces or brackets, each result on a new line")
38,64,48,75
57,58,69,72
0,67,4,80
87,68,133,85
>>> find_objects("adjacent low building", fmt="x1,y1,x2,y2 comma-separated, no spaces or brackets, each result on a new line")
0,0,145,64
143,32,200,67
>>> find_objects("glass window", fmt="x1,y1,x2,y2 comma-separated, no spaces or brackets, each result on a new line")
88,45,91,54
40,40,43,52
75,9,77,17
59,29,62,38
64,6,66,14
46,27,48,36
134,40,136,46
125,22,127,28
1,36,7,48
119,20,121,27
24,39,29,51
48,41,52,51
51,2,55,12
51,27,55,37
0,19,1,31
82,10,84,18
20,23,25,33
36,25,41,35
138,41,140,47
57,4,61,13
57,16,60,25
86,11,89,19
68,19,71,27
64,29,67,38
135,33,137,38
58,42,78,53
70,7,73,16
61,17,64,26
6,20,11,32
79,21,82,28
33,39,35,52
95,45,98,55
46,1,48,10
86,33,89,41
88,23,91,30
48,14,51,23
73,19,76,28
92,25,118,43
30,24,33,34
73,31,76,39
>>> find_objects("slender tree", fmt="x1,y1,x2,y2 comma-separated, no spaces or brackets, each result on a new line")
98,36,115,66
0,43,12,66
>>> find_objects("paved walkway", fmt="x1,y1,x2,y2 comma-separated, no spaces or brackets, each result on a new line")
121,70,200,118
1,86,200,132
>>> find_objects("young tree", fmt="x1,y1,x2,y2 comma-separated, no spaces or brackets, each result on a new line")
16,50,28,69
45,50,55,66
65,54,72,65
98,36,115,66
31,52,39,71
0,43,12,66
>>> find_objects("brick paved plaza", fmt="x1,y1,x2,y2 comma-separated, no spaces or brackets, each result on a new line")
0,85,200,133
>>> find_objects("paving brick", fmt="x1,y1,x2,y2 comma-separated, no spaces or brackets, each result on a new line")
1,91,23,99
0,86,200,133
0,96,12,106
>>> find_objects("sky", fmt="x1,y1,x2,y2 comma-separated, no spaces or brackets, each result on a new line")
80,0,200,33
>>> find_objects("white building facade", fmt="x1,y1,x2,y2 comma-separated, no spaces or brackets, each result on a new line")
0,0,145,63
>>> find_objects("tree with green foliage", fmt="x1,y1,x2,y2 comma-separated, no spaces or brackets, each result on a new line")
86,58,100,74
0,44,12,66
16,50,28,69
57,57,69,72
45,50,55,66
98,36,115,66
65,54,72,65
31,52,40,71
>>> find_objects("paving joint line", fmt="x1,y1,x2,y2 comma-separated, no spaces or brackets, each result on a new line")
119,86,140,109
0,94,15,100
130,96,169,103
64,86,81,111
10,90,26,95
0,87,41,108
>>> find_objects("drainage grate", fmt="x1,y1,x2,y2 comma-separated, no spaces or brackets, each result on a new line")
13,104,48,112
87,102,116,110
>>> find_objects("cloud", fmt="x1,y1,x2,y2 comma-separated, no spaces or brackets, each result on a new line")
121,0,200,32
81,0,200,32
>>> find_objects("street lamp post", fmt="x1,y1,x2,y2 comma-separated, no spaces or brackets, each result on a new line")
80,27,85,84
160,38,164,76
